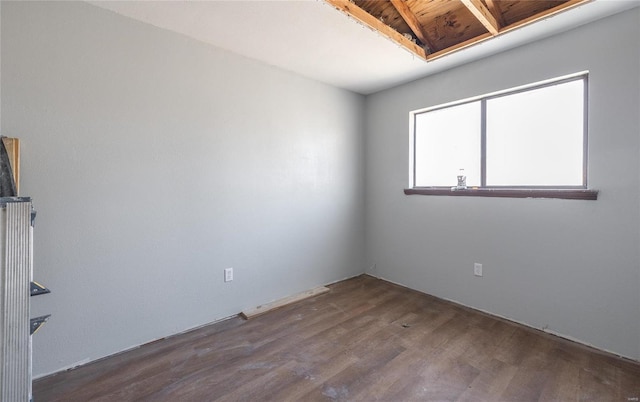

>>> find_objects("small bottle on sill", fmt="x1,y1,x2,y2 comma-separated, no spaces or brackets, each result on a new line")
456,169,467,190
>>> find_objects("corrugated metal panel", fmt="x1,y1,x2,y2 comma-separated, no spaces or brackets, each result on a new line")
0,200,33,401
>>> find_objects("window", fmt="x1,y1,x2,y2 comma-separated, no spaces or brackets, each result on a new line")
407,73,597,200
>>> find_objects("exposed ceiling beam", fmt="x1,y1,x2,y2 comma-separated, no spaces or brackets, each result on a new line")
428,0,591,61
461,0,500,35
324,0,592,65
389,0,437,53
485,0,506,28
324,0,427,60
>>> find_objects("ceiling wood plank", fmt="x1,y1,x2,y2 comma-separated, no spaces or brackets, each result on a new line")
389,0,437,53
485,0,506,28
461,0,500,35
426,32,493,61
500,0,591,33
325,0,427,60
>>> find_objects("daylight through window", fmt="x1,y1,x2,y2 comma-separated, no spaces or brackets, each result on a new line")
411,73,588,190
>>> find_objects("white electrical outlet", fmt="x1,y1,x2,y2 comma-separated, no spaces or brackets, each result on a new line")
224,268,233,282
474,263,483,277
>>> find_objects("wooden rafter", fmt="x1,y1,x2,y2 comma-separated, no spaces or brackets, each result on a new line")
461,0,500,35
389,0,437,53
485,0,506,28
324,0,427,60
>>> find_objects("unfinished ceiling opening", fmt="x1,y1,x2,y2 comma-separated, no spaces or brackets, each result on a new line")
87,0,636,94
325,0,590,61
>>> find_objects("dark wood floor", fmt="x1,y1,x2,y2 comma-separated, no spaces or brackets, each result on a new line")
34,275,640,401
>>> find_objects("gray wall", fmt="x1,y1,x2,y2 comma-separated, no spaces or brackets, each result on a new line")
2,0,639,379
365,8,640,360
1,1,365,377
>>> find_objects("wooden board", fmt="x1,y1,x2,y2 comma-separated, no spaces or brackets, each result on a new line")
240,286,330,320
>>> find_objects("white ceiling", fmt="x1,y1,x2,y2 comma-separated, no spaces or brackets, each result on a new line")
88,0,640,95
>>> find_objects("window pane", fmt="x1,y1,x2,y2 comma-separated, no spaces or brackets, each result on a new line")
486,80,584,186
414,102,481,187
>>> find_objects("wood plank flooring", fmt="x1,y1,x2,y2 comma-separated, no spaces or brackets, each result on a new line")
33,275,640,401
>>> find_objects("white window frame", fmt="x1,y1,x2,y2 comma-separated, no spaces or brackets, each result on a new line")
406,72,597,200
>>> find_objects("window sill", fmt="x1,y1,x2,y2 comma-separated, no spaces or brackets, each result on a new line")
404,187,598,200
